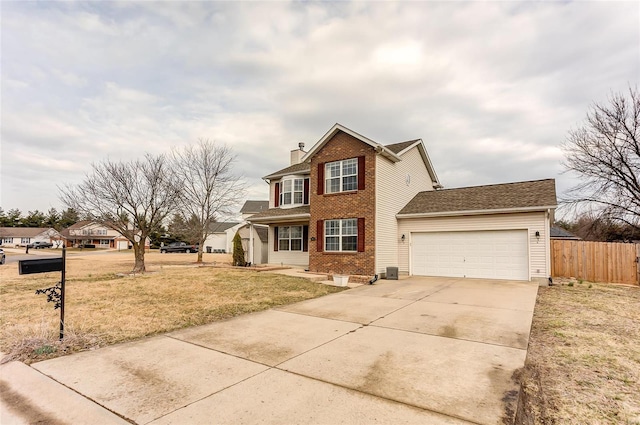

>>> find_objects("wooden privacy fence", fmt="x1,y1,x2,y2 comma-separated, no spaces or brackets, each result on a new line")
551,240,639,285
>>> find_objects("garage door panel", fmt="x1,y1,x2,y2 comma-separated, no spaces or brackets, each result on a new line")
411,230,529,281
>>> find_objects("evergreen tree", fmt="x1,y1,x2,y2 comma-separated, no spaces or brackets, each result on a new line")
232,231,245,266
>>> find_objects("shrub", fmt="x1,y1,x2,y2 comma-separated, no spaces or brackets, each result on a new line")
232,232,245,266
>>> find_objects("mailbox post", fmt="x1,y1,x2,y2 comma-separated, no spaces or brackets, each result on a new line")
20,247,67,340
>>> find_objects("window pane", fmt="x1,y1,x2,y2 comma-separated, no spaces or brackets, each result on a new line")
280,226,290,238
327,178,340,193
325,236,339,251
342,159,357,175
283,180,292,191
294,192,303,204
343,175,357,191
327,162,340,178
325,220,340,236
294,179,303,191
290,226,302,238
279,240,290,251
342,236,357,251
291,239,302,251
283,193,292,204
342,219,357,235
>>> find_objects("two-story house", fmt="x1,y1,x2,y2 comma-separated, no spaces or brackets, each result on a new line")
248,124,557,283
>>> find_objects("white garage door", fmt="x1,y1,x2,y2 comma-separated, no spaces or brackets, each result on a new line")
411,230,529,280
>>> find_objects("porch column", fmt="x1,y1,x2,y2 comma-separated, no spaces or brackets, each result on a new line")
249,223,254,265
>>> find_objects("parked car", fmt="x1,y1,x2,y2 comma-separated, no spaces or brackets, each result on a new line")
0,248,5,265
160,242,198,253
27,241,54,249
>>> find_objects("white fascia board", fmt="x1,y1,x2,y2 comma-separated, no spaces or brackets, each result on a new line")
301,123,401,163
396,205,558,219
248,214,311,224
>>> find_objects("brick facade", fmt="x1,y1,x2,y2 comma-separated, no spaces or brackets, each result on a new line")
309,131,376,276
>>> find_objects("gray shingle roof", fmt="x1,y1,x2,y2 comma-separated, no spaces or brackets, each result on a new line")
263,163,311,180
0,227,59,238
208,222,240,233
247,206,310,222
384,140,420,154
550,226,581,240
240,200,269,214
254,226,269,242
399,179,557,215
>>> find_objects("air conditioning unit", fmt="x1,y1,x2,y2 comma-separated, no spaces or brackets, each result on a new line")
386,267,399,280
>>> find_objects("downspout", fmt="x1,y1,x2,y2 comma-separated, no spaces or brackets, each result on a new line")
545,209,552,279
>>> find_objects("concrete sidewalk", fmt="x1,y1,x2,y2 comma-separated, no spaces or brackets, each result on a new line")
1,277,538,425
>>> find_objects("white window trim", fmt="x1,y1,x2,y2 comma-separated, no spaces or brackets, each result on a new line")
325,158,358,194
279,176,306,208
278,225,304,251
325,219,357,252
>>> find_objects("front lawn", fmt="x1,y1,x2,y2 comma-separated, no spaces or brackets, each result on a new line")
0,252,344,364
518,280,640,424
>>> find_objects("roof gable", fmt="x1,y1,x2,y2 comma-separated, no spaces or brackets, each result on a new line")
301,123,401,163
398,179,557,216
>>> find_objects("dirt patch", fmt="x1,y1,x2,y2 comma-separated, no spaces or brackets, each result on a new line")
515,280,640,425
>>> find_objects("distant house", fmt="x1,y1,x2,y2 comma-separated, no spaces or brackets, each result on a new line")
203,221,242,253
550,226,581,241
0,227,64,247
61,221,133,249
237,224,268,265
240,200,269,221
236,200,269,264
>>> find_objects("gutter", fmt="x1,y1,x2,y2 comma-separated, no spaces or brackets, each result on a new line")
396,205,558,219
248,213,311,224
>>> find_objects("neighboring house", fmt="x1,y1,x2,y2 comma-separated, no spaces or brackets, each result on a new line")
61,221,133,249
0,227,64,247
237,200,269,264
240,200,269,221
550,226,581,240
237,225,268,264
248,123,557,283
203,222,242,253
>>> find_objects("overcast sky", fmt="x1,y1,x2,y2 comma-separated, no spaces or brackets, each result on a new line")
1,1,638,217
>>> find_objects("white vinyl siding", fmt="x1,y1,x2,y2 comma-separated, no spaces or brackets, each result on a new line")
398,212,550,280
375,146,435,275
269,226,309,267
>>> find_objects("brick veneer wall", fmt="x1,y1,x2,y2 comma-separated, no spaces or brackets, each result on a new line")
309,131,376,276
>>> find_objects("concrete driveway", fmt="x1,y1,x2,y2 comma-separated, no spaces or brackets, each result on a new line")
2,277,538,425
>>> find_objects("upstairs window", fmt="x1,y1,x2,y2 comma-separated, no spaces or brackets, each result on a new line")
276,176,309,207
325,158,358,194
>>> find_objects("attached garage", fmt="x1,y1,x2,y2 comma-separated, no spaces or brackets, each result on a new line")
396,180,558,284
411,230,529,280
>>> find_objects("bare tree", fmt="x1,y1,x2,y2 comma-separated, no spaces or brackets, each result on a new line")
171,140,245,262
59,154,181,273
562,87,640,231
